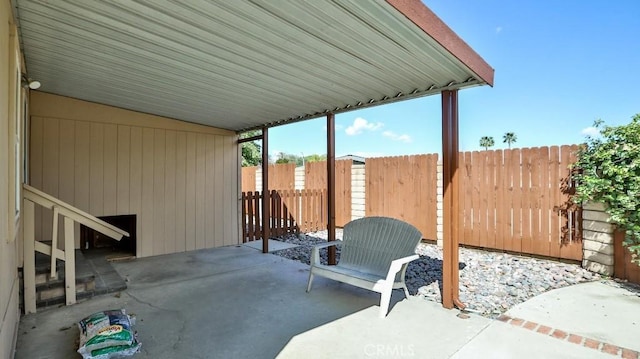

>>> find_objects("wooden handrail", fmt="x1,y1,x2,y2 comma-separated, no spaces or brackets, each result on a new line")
23,184,130,314
23,184,129,240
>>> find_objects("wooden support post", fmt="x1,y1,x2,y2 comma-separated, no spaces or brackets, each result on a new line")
327,114,336,265
24,200,37,314
261,127,270,253
64,217,76,305
441,90,463,310
50,206,59,279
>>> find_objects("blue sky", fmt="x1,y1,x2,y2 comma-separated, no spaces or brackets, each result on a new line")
269,1,640,158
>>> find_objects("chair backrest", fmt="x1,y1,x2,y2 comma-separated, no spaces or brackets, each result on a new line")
339,217,422,278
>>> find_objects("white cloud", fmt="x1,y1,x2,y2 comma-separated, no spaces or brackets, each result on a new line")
496,26,503,34
345,117,383,136
581,126,600,136
382,131,412,143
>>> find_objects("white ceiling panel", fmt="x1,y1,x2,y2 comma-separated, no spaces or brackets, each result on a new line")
15,0,493,132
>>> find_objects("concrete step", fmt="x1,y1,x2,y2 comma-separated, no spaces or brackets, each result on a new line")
20,248,127,310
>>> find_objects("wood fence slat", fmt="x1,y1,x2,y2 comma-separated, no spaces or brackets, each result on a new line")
529,148,541,255
486,150,496,250
252,191,258,241
565,145,583,260
471,151,481,247
559,145,572,259
539,146,551,256
242,192,248,242
549,146,561,258
311,189,317,232
519,148,532,254
463,151,473,245
493,150,504,251
501,149,512,251
510,148,523,252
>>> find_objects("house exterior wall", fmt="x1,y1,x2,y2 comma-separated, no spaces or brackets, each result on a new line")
29,92,241,258
1,3,23,357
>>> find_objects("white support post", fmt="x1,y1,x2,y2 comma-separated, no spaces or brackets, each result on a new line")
50,206,59,279
64,216,76,305
24,200,37,314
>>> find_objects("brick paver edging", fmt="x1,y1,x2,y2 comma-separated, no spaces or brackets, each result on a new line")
497,314,639,359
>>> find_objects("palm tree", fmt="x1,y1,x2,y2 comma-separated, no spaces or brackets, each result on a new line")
503,132,517,149
479,136,495,151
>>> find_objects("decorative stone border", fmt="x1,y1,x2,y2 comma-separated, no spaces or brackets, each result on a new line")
497,314,639,358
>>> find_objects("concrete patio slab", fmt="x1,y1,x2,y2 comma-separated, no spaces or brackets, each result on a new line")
451,320,614,359
14,245,640,359
505,281,640,352
17,246,453,359
278,298,490,358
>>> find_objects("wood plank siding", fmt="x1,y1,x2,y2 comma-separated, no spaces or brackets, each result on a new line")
29,92,240,258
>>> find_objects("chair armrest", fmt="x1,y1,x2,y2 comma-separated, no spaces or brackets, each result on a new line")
310,241,341,266
384,254,419,282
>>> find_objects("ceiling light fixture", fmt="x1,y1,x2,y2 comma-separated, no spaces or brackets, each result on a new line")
21,74,41,89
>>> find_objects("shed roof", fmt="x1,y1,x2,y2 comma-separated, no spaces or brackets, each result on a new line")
15,0,493,132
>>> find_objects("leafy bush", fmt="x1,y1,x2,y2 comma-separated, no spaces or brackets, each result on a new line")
572,114,640,263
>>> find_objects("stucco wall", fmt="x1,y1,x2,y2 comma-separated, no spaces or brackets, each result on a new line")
29,92,241,258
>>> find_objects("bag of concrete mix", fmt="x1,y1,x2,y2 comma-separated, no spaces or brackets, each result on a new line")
77,309,141,359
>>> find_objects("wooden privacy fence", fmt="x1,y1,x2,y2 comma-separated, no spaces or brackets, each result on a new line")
365,154,438,240
305,160,352,227
458,145,582,260
241,167,257,192
242,163,296,192
241,146,583,261
241,189,327,242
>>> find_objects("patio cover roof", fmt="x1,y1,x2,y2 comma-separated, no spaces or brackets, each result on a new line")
14,0,493,132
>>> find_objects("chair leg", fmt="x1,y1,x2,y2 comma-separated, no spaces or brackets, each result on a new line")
402,284,410,299
379,287,393,318
306,271,314,293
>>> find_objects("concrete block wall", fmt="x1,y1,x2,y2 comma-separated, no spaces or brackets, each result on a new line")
351,164,366,220
294,167,305,190
436,161,444,245
582,202,615,276
255,168,262,192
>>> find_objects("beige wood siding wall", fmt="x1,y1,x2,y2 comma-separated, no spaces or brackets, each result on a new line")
1,4,22,357
29,92,240,258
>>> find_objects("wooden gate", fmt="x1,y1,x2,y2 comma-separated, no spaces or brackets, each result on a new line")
365,155,438,240
305,160,352,227
241,189,327,242
457,145,582,260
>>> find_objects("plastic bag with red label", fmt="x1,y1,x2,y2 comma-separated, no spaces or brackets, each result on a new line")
77,309,141,359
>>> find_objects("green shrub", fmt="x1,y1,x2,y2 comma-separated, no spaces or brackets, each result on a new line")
573,114,640,263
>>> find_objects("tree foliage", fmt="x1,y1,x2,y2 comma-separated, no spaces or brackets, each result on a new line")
273,153,326,166
240,130,262,167
503,132,517,149
304,154,327,163
479,136,495,150
572,115,640,263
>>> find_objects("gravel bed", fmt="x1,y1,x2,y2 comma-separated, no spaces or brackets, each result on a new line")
271,230,607,318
